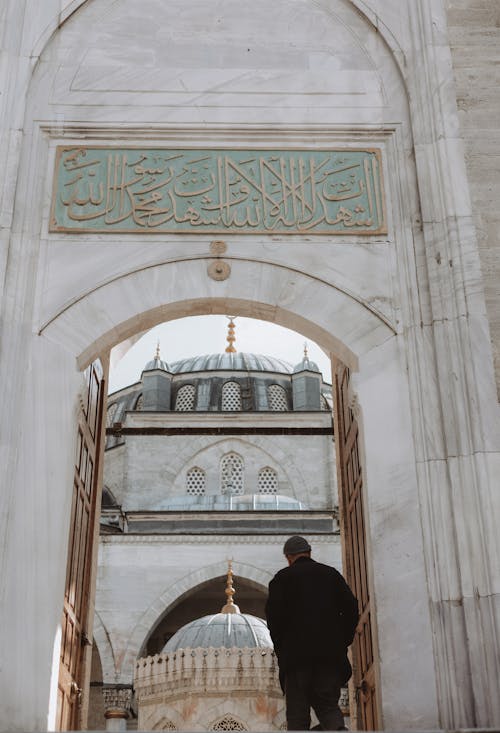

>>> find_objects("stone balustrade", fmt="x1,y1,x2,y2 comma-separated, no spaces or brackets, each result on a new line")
135,646,281,700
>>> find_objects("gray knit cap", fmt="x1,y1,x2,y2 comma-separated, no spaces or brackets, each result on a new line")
283,536,312,555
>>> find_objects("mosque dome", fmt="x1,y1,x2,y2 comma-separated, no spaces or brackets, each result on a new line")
169,352,293,374
293,345,320,374
143,342,169,372
163,612,272,652
162,564,273,652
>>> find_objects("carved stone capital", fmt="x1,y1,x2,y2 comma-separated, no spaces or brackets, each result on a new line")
102,686,133,718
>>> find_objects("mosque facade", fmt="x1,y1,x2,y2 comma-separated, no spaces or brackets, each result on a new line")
90,337,340,729
1,1,500,730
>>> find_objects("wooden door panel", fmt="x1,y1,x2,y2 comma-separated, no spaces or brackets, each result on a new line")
57,360,105,730
334,363,378,730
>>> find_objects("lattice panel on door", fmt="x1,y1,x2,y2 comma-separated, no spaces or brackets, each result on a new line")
211,715,248,731
186,467,206,495
220,453,244,494
222,381,242,411
267,384,288,410
175,384,195,411
258,466,278,493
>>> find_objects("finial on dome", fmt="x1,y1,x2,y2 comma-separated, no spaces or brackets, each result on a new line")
304,341,308,358
225,317,237,354
221,560,240,614
155,340,161,360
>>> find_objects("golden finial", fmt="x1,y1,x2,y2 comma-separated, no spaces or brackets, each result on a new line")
304,342,308,358
221,560,240,614
155,340,161,360
225,317,237,354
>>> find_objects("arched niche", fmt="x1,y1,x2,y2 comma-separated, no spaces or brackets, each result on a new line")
120,561,272,684
140,574,268,658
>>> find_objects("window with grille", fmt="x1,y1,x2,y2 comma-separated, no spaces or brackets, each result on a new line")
186,467,206,495
222,381,242,411
161,721,177,731
135,394,143,411
258,466,278,494
175,384,195,411
106,403,118,427
220,453,244,494
211,716,247,731
267,384,288,411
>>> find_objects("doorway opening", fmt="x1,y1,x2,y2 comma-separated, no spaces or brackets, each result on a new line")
58,313,377,731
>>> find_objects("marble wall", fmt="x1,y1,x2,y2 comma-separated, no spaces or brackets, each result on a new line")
105,420,336,511
446,0,500,394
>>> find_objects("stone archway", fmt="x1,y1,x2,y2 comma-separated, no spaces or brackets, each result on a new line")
5,0,499,728
35,256,438,731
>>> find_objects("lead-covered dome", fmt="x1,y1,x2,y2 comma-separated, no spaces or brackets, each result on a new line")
163,612,272,652
170,352,293,374
163,564,273,652
293,346,320,374
143,343,170,372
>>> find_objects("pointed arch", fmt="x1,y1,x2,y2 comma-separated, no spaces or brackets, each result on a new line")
118,561,272,683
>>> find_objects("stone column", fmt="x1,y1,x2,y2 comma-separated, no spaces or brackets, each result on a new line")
102,686,132,731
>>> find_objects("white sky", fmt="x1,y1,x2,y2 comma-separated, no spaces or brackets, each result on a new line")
108,315,332,394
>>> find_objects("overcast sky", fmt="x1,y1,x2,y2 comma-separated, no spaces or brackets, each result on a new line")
108,315,332,394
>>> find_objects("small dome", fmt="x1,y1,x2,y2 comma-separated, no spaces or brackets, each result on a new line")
143,342,170,372
169,353,293,374
163,613,273,652
293,355,320,374
143,355,169,372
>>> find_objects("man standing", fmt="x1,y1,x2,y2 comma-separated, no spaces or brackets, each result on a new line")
265,536,359,731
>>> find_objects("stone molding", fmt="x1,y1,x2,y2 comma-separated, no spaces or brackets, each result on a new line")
134,648,281,702
100,533,339,545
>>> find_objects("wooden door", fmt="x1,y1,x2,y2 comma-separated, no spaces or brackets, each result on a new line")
57,360,106,730
333,362,378,730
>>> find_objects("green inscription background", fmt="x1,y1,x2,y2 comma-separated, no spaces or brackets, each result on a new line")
51,147,386,235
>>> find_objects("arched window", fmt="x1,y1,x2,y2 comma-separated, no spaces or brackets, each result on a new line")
267,384,288,411
220,452,244,495
135,394,143,410
106,403,118,427
222,381,242,411
211,715,247,731
153,719,177,731
161,720,178,730
175,384,195,411
186,467,206,495
258,466,278,494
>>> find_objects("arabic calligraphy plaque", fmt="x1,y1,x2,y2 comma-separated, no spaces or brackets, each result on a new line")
50,147,387,235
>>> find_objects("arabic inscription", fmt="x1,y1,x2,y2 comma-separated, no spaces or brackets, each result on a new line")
50,147,386,235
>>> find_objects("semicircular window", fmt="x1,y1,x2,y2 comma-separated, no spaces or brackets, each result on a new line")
175,384,195,411
135,394,144,411
211,715,247,731
222,381,242,411
155,719,177,731
186,466,206,496
220,452,244,495
258,466,278,494
267,384,288,411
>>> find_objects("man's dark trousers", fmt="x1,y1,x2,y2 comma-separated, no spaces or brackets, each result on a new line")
284,662,344,731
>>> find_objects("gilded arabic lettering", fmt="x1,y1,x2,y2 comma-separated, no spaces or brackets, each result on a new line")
50,147,386,235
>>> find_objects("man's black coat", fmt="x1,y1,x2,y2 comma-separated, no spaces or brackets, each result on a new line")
265,556,359,686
